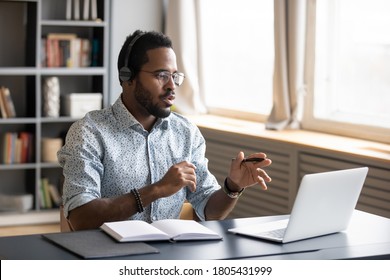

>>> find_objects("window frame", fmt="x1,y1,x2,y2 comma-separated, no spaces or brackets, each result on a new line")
198,0,274,122
197,0,389,144
301,0,390,144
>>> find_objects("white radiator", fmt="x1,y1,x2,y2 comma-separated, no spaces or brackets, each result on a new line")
200,127,390,219
200,128,294,219
299,153,390,218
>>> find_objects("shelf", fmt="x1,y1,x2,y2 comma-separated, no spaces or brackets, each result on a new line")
0,118,38,124
0,67,106,75
41,116,80,123
0,209,59,227
41,19,106,27
39,162,61,169
0,0,109,224
40,67,107,75
0,68,39,75
0,163,37,171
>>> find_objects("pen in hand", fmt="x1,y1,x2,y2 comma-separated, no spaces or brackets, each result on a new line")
232,157,266,163
242,157,265,163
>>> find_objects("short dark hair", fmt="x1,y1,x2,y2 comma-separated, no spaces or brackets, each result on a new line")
117,30,173,85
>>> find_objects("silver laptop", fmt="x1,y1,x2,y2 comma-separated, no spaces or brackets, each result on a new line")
228,167,369,243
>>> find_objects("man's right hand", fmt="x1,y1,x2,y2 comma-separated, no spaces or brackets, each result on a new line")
156,161,197,196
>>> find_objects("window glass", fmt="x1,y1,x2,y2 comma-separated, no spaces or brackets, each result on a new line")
313,0,390,129
199,0,274,119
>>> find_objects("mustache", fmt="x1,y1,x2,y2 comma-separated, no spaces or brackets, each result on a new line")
163,90,175,98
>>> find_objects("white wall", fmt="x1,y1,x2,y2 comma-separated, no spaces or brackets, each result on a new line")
109,0,165,103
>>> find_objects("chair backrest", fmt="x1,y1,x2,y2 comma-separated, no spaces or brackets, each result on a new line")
179,202,199,221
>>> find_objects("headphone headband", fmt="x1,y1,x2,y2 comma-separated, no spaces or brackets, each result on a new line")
119,32,145,82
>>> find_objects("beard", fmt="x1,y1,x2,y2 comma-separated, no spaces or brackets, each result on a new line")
134,80,173,119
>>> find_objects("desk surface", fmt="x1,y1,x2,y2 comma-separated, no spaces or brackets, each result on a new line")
1,210,389,260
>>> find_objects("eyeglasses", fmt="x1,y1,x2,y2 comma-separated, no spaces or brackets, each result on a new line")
140,70,185,87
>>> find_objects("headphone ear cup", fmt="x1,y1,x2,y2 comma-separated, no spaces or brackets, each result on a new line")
119,66,132,82
120,32,145,83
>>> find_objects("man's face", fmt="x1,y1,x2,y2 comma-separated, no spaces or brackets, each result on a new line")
133,47,178,118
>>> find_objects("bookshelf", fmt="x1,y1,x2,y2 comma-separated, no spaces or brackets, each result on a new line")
0,0,110,225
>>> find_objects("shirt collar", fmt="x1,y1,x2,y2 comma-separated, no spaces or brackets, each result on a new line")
113,95,170,131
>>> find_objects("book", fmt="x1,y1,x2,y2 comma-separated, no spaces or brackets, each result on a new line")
3,132,17,164
70,38,82,67
66,0,72,20
59,39,72,67
0,87,8,118
83,0,90,20
46,33,78,67
40,177,52,209
80,39,91,67
47,33,78,41
41,38,46,67
101,219,222,242
0,132,32,164
74,0,80,20
48,183,62,206
19,132,31,163
91,0,97,20
1,87,16,118
91,38,99,66
14,137,22,164
0,133,10,163
44,33,93,68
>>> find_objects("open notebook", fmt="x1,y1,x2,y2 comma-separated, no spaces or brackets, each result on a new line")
101,219,222,242
229,167,368,243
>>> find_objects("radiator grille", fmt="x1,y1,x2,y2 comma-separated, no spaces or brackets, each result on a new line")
200,127,390,219
200,128,293,218
299,153,390,218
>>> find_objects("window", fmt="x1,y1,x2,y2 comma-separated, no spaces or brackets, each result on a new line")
198,0,274,121
304,0,390,143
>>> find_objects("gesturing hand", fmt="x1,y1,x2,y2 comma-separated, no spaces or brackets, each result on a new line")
157,161,197,197
229,151,272,191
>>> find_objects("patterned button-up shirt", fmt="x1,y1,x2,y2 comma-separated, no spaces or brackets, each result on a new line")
58,96,220,222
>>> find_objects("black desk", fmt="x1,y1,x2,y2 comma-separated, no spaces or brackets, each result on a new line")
1,210,389,260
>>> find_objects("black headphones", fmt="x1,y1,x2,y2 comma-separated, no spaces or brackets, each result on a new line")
119,32,145,82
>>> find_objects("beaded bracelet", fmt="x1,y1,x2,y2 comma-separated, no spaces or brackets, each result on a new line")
131,188,144,213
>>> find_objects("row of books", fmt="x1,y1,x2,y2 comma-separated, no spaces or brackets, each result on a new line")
0,132,34,164
39,177,62,209
0,86,16,118
42,33,97,68
66,0,98,21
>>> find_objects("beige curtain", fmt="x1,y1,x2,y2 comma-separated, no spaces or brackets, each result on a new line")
165,0,207,114
266,0,307,130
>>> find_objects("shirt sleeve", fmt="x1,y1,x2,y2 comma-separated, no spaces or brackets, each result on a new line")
57,117,104,218
186,126,221,221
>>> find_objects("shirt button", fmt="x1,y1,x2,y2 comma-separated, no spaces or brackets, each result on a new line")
152,216,157,221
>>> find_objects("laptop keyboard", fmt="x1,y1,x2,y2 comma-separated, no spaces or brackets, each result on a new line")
260,228,286,239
